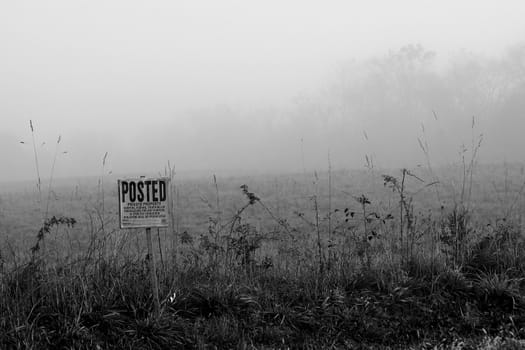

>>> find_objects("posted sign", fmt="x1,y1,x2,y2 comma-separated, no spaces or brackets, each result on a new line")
118,178,170,229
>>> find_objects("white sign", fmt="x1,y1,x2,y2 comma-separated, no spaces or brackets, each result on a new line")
118,178,170,229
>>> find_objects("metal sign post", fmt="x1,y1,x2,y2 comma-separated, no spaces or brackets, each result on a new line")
118,177,169,319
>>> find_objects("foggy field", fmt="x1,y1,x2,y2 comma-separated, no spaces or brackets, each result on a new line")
3,162,525,348
2,162,525,262
3,0,525,348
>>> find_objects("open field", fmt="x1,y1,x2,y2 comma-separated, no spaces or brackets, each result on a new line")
2,1,525,348
2,162,525,349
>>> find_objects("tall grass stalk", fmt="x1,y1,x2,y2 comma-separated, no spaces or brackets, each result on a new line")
518,165,525,234
460,116,483,212
418,115,442,204
100,151,108,219
213,174,221,249
28,120,49,256
44,135,61,218
328,150,333,268
165,161,177,259
29,120,42,209
399,169,406,259
100,151,108,260
311,171,324,275
313,195,323,275
466,117,482,211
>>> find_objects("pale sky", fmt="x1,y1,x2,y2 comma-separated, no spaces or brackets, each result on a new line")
1,0,524,181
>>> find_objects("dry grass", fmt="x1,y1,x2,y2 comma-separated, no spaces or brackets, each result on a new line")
2,161,525,348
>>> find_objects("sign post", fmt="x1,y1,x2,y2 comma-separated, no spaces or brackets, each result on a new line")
145,227,160,318
118,177,169,318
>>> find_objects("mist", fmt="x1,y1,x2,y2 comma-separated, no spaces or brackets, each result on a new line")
1,1,525,182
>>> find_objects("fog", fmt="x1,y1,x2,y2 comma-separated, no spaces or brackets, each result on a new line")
1,1,525,182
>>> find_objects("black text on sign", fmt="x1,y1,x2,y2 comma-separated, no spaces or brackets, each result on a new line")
118,178,170,229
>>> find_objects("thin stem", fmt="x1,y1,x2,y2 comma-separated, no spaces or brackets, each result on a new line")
29,120,42,208
45,135,61,218
328,150,332,267
314,195,323,274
